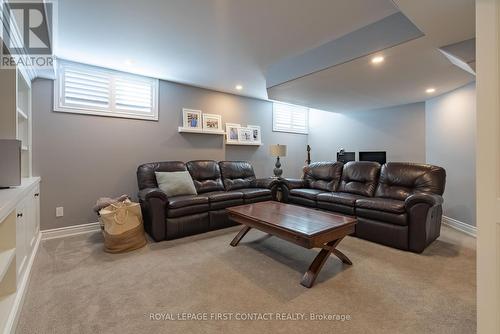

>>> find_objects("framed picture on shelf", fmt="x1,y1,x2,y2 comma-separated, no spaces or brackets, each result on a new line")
248,125,261,143
203,114,223,132
238,127,253,143
182,109,202,129
226,123,240,143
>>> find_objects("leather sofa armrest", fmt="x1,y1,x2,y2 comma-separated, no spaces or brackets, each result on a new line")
137,188,168,241
405,193,443,210
253,177,279,189
405,193,444,253
138,187,168,202
281,178,306,190
280,178,306,203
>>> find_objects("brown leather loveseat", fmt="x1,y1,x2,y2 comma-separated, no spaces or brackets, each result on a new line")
137,160,277,241
281,161,446,253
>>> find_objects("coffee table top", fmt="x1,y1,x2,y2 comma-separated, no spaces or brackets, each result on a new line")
226,201,356,238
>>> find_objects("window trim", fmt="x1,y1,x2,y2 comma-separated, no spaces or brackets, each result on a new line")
272,101,309,135
54,60,159,121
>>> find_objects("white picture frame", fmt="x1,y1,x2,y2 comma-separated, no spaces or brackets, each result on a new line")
202,113,223,132
226,123,241,143
182,108,202,129
238,127,253,143
247,125,261,143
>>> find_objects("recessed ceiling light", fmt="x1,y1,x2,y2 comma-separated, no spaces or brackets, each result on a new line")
371,56,385,64
235,85,243,90
426,88,436,94
124,59,134,66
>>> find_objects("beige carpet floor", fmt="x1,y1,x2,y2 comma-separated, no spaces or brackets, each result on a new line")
16,225,476,334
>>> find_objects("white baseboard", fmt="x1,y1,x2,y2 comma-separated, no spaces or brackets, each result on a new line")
4,232,41,334
442,216,476,237
41,222,101,240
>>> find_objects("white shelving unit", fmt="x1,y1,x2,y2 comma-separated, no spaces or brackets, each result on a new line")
0,65,32,179
16,108,28,121
0,178,40,334
0,62,38,334
17,70,32,178
0,250,15,283
178,127,225,135
0,211,17,334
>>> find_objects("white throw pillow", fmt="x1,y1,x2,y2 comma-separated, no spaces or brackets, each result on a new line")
155,171,197,197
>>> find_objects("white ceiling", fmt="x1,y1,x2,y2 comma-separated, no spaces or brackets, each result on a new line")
55,0,397,99
393,0,475,47
267,0,476,111
268,37,474,112
55,0,475,111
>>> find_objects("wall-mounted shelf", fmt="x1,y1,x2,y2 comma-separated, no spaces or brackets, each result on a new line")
0,250,15,283
225,142,262,146
17,108,28,120
178,127,225,135
0,294,16,333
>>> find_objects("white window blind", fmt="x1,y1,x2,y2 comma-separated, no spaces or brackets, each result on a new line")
63,67,111,110
272,102,309,134
55,60,159,120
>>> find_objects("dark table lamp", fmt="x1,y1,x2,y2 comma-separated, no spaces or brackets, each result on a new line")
269,144,287,177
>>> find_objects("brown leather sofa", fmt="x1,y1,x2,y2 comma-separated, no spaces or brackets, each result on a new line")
281,161,446,253
137,160,277,241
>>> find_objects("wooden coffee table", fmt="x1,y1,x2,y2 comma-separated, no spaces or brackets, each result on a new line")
227,201,356,288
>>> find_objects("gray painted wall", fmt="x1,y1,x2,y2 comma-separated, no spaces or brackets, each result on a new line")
426,82,476,226
32,76,475,231
307,103,426,163
32,79,307,230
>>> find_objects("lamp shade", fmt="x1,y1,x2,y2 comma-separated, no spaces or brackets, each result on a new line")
269,144,287,157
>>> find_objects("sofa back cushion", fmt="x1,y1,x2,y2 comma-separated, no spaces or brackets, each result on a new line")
375,162,446,200
303,162,343,192
338,161,380,196
186,160,225,194
155,171,197,197
219,161,256,190
137,161,187,190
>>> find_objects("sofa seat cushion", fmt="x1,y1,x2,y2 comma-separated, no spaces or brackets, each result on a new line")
203,191,244,210
355,208,407,226
168,194,209,209
239,188,271,199
290,188,325,200
317,192,368,207
356,198,405,214
210,198,244,210
244,196,273,204
204,191,243,202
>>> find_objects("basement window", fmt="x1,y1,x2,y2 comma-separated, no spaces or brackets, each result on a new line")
272,102,309,134
54,60,159,121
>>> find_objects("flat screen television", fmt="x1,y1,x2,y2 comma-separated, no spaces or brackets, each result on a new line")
0,140,21,188
359,151,387,164
336,151,355,164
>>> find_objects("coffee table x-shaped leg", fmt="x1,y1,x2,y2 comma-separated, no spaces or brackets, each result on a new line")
230,226,352,288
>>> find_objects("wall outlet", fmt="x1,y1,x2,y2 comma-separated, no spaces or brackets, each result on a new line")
56,207,64,217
